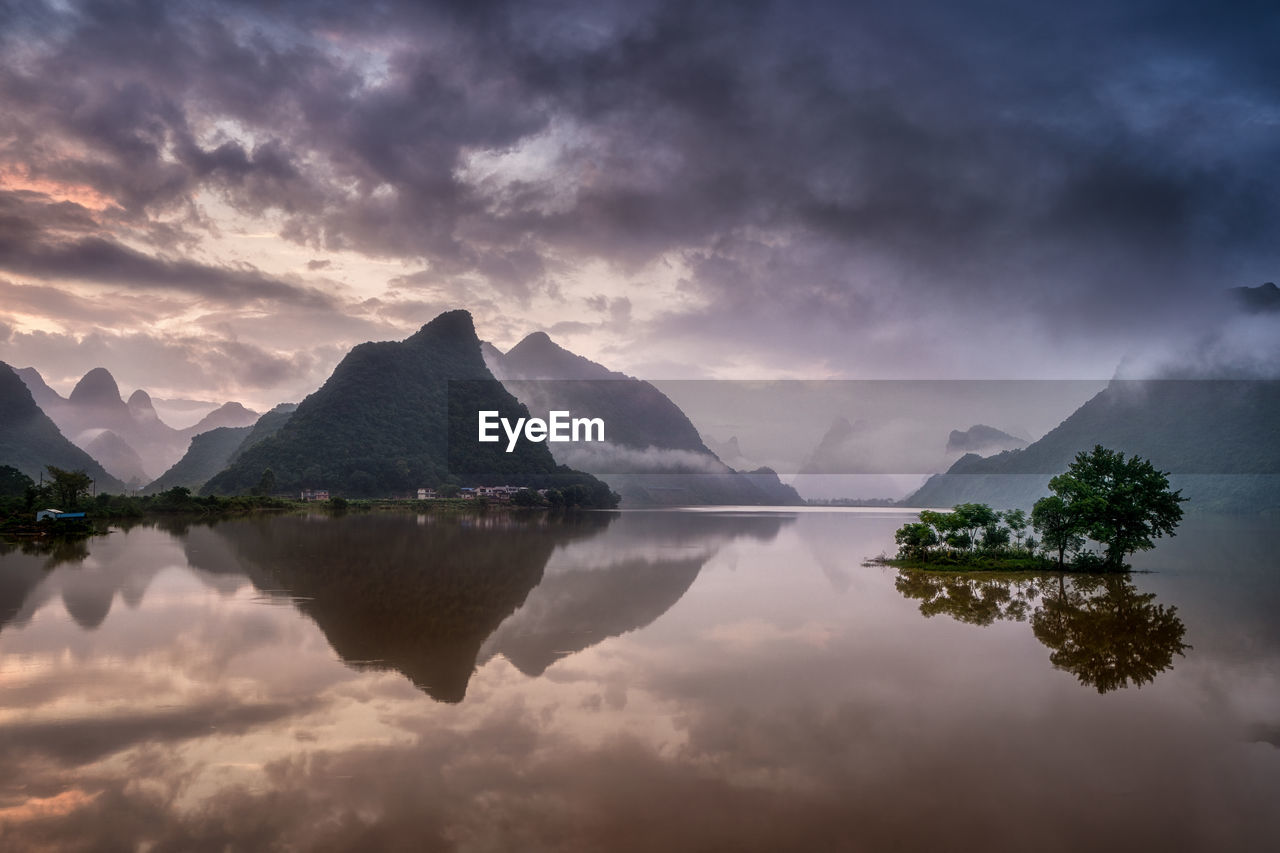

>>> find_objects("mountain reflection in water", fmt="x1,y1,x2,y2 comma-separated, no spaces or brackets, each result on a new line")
193,510,790,701
895,571,1189,693
1,510,1277,852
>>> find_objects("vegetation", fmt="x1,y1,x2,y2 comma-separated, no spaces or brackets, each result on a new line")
888,446,1185,572
144,424,253,493
890,502,1049,570
1039,445,1185,571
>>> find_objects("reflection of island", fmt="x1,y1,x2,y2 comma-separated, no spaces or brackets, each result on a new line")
1031,575,1189,694
204,510,792,702
895,571,1188,693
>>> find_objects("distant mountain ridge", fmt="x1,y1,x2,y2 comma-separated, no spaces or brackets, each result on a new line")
908,380,1280,513
144,426,254,494
145,403,298,494
485,331,803,506
946,424,1027,454
16,366,258,483
0,361,126,493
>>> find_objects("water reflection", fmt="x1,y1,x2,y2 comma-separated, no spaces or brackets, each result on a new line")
199,510,790,701
895,570,1189,692
1,511,1277,851
0,528,170,632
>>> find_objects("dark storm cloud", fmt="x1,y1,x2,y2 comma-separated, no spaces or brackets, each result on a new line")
0,191,334,307
0,0,1276,370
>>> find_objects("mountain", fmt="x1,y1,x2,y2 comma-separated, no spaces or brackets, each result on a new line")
224,404,295,466
703,435,755,470
908,380,1280,513
486,332,803,506
946,424,1027,455
0,361,125,493
799,417,862,475
15,366,64,414
17,366,261,482
493,332,709,451
1231,281,1280,313
180,402,260,437
68,366,128,412
126,389,157,417
84,430,149,487
202,311,617,503
144,426,254,494
147,402,298,494
19,367,176,478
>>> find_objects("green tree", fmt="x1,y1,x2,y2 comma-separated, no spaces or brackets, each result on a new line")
510,488,545,507
1031,495,1083,570
1048,445,1186,571
894,522,939,559
45,465,93,509
1002,509,1029,550
951,503,999,551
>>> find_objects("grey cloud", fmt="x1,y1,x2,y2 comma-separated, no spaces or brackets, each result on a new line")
0,230,334,308
0,0,1276,381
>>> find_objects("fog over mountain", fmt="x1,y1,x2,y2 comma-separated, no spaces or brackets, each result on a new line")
486,330,803,505
0,361,125,492
16,365,258,483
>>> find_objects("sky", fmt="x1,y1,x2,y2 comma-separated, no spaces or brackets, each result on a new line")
0,0,1277,410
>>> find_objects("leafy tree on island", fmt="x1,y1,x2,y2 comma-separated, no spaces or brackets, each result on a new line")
889,445,1185,572
1030,495,1084,570
1039,445,1185,571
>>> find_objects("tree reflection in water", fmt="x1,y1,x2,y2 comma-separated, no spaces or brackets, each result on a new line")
895,571,1188,693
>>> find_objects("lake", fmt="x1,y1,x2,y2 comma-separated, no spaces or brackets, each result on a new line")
1,508,1278,851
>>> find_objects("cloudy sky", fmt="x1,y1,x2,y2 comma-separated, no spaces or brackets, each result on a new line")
0,0,1276,409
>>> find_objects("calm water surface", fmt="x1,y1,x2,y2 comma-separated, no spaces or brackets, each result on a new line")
1,508,1277,851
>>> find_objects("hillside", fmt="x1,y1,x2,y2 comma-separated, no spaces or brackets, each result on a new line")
145,426,254,494
201,311,617,503
487,332,803,506
225,404,296,465
146,403,294,494
908,380,1280,513
0,361,126,493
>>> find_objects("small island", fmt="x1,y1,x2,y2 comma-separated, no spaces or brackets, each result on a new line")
878,445,1186,573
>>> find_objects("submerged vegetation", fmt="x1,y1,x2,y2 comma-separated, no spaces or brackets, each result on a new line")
887,446,1186,572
